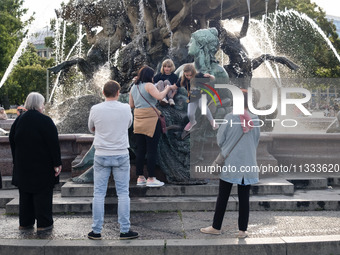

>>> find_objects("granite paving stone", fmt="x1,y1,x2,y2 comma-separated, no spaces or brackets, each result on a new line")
1,209,340,240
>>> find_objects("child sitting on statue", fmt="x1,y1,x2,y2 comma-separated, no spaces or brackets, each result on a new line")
153,59,179,106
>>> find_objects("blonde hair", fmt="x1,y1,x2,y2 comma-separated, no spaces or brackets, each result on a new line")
160,59,175,74
24,92,45,111
180,64,197,88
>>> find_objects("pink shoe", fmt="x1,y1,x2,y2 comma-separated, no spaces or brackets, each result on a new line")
184,121,197,131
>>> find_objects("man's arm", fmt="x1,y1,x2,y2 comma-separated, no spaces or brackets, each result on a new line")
127,105,133,128
88,108,95,133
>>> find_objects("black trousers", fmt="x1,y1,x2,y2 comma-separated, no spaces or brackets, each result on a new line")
135,120,161,178
212,179,251,231
19,187,54,228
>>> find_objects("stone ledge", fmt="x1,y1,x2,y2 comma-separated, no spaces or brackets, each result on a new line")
0,236,339,255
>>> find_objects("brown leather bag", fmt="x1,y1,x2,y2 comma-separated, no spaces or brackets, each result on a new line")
136,84,167,134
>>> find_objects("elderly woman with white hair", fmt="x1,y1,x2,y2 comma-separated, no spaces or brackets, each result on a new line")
9,92,62,232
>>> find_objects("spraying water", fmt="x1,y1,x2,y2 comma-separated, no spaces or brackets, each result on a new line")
113,48,120,67
221,18,281,87
246,0,251,19
278,9,340,63
0,28,32,89
160,0,174,58
250,19,282,86
60,21,67,62
137,0,146,52
54,18,61,64
78,24,83,59
49,33,86,102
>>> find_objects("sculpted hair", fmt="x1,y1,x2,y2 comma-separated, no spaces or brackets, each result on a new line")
24,92,45,111
191,28,219,73
180,64,197,88
103,80,121,98
135,66,155,84
161,59,175,74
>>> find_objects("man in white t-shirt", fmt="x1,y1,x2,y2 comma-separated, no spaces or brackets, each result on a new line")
87,80,138,240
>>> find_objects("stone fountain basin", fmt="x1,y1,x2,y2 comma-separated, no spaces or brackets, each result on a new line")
1,133,340,179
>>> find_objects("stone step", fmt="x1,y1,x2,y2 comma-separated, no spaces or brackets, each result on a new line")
285,177,328,189
1,236,340,255
5,188,340,214
1,176,16,190
1,174,71,191
61,178,294,197
327,176,340,187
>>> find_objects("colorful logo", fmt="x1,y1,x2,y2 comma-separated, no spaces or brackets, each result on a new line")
201,83,223,106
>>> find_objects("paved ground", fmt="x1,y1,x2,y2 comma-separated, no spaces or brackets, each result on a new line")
1,208,340,240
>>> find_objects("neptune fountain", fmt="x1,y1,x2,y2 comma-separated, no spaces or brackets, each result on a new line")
44,0,306,184
2,0,339,184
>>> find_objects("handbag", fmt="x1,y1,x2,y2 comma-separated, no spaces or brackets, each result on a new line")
136,84,167,134
189,89,202,102
211,133,245,175
158,114,167,134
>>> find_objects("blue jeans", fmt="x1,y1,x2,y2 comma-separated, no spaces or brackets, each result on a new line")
92,154,130,233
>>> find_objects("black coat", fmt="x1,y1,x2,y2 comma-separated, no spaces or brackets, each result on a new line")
9,110,62,193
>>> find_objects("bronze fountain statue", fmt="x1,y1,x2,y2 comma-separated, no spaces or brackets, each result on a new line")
48,0,300,184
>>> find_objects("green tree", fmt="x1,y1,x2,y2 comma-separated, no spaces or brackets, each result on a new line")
0,0,32,107
0,44,54,106
0,0,29,77
269,0,340,80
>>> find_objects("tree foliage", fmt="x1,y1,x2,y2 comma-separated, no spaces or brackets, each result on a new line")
0,0,35,107
0,0,29,78
270,0,340,79
0,44,54,107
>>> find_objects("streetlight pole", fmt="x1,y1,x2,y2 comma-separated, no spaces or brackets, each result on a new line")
46,69,49,101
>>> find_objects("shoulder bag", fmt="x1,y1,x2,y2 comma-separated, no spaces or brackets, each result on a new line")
136,84,167,134
211,132,245,174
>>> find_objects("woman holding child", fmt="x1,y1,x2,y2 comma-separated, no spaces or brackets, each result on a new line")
129,66,177,187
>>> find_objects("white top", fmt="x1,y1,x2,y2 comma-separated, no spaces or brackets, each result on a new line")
88,100,132,156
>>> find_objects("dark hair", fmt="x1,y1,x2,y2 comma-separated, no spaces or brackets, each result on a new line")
103,80,121,98
135,66,155,84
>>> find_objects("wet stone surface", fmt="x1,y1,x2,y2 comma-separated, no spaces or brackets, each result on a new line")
1,209,340,240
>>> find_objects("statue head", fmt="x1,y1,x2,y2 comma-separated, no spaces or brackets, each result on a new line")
187,28,219,74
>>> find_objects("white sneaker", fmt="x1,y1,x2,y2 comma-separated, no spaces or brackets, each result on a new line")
137,176,147,186
146,178,164,187
169,98,175,106
161,98,168,104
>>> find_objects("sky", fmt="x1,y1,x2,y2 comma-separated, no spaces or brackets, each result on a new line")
311,0,340,17
22,0,340,29
22,0,65,29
